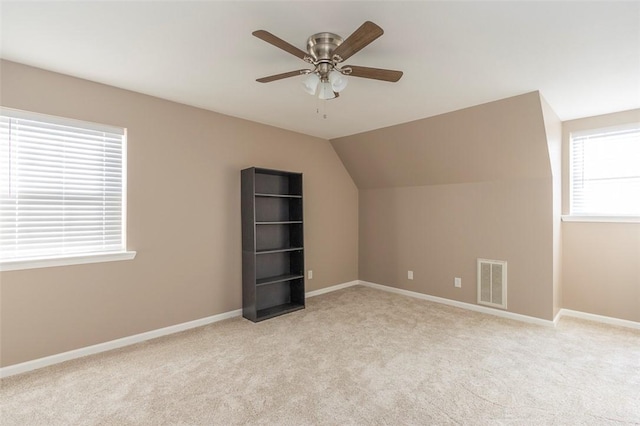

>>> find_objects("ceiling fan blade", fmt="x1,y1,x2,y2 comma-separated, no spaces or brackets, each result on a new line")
256,70,309,83
332,21,384,62
345,65,403,82
252,30,309,61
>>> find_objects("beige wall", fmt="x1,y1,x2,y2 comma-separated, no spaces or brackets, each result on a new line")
562,223,639,322
333,92,556,320
0,60,359,367
358,179,553,319
561,110,640,322
540,96,563,317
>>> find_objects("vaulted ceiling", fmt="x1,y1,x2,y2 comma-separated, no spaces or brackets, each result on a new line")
331,92,553,188
1,1,639,139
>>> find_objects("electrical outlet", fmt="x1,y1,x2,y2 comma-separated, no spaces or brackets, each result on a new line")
454,277,462,288
408,270,414,280
308,270,313,280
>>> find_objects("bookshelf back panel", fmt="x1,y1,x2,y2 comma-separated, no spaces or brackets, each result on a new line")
255,197,302,222
256,224,303,252
255,251,303,280
255,172,301,196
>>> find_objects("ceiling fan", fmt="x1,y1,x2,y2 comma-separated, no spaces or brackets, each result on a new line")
253,21,403,100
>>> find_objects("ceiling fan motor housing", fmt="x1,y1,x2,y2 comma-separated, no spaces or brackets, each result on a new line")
306,32,343,62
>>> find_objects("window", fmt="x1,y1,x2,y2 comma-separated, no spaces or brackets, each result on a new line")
569,124,640,218
0,108,134,270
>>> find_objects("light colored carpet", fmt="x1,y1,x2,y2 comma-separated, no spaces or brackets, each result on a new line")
1,285,639,425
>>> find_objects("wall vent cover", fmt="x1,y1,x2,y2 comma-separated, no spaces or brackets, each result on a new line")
477,258,507,309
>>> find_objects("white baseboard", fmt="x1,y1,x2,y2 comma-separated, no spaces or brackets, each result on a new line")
359,280,640,330
0,280,359,379
306,280,359,298
0,309,241,379
358,280,556,327
558,308,640,330
553,310,563,326
3,280,637,379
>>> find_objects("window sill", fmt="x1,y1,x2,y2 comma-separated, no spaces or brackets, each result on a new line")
561,215,640,224
0,251,137,272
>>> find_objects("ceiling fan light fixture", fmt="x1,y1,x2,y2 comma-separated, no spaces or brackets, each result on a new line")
302,73,320,95
318,81,336,100
329,70,348,92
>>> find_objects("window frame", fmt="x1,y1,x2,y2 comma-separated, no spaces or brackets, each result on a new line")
563,122,640,223
0,108,136,271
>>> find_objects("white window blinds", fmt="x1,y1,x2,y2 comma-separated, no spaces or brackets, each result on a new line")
570,124,640,217
0,108,126,261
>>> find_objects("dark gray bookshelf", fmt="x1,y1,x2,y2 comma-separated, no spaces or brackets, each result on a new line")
241,167,305,322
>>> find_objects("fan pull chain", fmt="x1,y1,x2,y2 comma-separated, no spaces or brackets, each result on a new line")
316,98,328,119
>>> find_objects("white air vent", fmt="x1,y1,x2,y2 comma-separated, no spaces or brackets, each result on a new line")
477,259,507,309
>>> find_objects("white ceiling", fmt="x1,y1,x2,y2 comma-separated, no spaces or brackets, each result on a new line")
1,1,639,139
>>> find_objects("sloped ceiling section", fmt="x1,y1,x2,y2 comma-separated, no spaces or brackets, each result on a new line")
330,91,551,189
